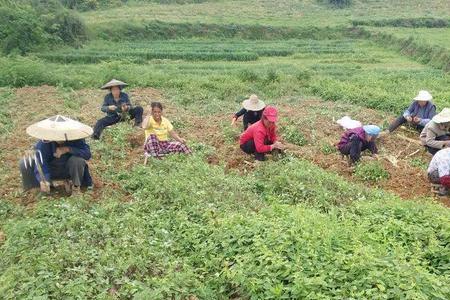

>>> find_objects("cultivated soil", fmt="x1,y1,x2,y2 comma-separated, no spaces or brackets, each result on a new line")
1,86,448,207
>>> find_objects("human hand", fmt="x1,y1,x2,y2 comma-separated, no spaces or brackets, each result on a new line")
272,141,284,150
121,104,130,112
54,147,69,158
108,105,117,111
405,116,413,122
413,116,421,124
231,117,237,126
40,181,50,193
179,138,186,144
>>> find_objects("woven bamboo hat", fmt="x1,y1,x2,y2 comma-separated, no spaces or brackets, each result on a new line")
101,79,128,90
242,94,266,111
26,115,93,141
432,108,450,124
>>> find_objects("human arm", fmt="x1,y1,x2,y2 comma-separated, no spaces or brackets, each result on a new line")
232,108,246,125
170,130,186,144
418,105,436,126
66,140,91,160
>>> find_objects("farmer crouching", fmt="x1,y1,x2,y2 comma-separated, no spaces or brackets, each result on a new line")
337,125,380,165
427,147,450,196
93,79,144,140
19,115,93,195
142,102,191,163
420,108,450,155
231,94,266,130
239,106,284,161
387,90,436,134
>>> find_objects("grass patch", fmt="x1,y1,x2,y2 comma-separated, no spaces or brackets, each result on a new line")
354,161,390,183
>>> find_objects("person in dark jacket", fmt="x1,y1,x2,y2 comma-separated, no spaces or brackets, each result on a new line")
337,125,380,165
232,94,266,130
388,90,436,133
19,115,93,195
93,79,143,140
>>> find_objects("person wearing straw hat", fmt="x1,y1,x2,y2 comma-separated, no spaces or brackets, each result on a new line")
427,147,450,196
420,108,450,155
93,79,144,140
232,94,266,130
337,125,380,165
239,106,284,161
387,90,436,133
19,115,93,194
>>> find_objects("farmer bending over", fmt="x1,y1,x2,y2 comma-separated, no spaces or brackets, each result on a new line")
427,147,450,196
142,102,191,163
420,108,450,155
239,106,284,161
337,125,380,165
231,94,266,130
19,115,93,195
93,79,143,140
387,90,436,134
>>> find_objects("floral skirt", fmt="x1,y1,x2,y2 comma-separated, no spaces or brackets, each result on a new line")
144,134,191,158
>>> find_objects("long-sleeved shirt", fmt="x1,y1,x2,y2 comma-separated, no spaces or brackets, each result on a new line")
420,120,450,150
403,101,436,127
337,127,378,154
34,139,92,184
428,148,450,177
234,108,264,129
101,92,132,116
239,120,277,153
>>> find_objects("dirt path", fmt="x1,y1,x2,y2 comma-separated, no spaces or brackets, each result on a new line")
1,86,448,207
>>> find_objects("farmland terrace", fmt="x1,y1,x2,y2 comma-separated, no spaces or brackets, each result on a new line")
1,0,450,299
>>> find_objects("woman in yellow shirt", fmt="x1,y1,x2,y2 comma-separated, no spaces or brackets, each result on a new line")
142,102,191,163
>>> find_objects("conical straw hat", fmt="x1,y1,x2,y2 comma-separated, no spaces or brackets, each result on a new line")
101,79,128,90
242,94,266,111
26,115,93,141
432,108,450,124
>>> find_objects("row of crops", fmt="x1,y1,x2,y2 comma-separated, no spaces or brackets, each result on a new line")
38,39,357,63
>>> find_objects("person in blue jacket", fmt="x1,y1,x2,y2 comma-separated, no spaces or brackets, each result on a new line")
231,94,266,130
20,115,93,195
93,79,143,140
388,90,436,133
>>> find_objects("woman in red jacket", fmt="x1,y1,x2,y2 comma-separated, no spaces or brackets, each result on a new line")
239,106,284,161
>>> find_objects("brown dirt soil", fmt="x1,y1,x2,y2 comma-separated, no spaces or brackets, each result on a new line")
1,87,448,207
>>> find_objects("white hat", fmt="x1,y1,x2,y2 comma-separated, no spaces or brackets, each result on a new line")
432,108,450,124
26,115,93,141
414,90,432,101
101,79,128,90
242,94,265,111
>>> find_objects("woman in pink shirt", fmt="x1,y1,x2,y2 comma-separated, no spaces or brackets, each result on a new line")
239,106,284,161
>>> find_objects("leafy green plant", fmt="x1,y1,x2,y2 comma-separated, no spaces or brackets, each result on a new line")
354,161,390,183
320,143,336,155
282,125,307,146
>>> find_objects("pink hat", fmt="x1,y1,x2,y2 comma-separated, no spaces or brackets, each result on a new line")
263,106,278,122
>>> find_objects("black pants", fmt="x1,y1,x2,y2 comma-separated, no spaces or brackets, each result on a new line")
240,139,272,161
19,156,90,190
426,135,450,155
93,106,143,139
339,138,372,164
388,116,424,133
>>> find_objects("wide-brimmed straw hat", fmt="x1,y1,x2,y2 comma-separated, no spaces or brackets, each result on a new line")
101,79,128,90
26,115,93,141
432,108,450,124
414,90,432,101
242,94,265,111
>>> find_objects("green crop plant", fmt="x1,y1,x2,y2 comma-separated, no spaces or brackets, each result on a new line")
354,161,390,183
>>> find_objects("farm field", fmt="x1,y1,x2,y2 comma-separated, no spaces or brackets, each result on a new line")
1,0,450,299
